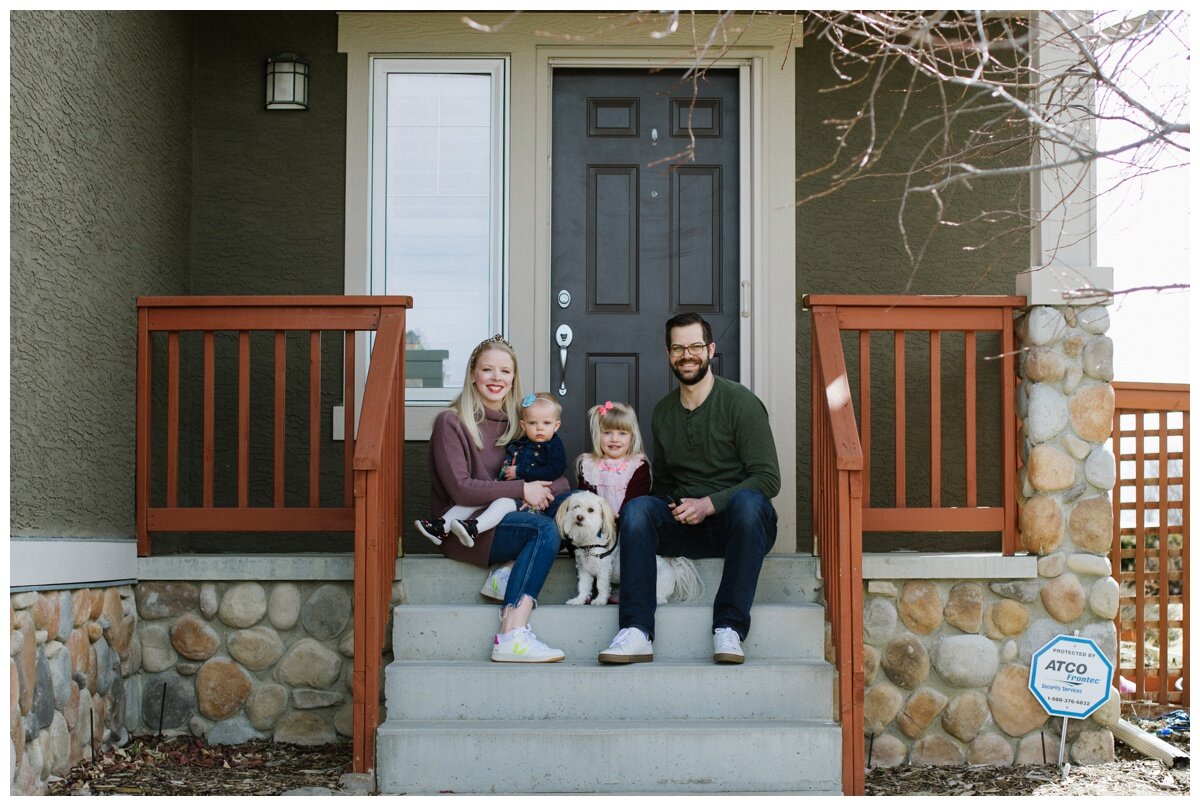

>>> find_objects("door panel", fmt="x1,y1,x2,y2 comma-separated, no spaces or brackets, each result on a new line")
552,68,739,473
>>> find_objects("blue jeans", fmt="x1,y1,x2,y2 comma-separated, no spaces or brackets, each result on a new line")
618,490,777,641
486,495,570,610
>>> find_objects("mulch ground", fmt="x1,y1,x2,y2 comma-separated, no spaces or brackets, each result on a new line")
44,719,1188,796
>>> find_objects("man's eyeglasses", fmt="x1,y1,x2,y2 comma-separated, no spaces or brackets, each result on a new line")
668,342,710,357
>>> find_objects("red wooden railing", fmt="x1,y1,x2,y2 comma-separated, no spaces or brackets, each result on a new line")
805,295,1024,553
810,306,865,796
1111,382,1189,709
135,295,411,774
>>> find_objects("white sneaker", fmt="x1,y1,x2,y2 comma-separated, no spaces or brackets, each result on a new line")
491,626,565,663
480,565,511,601
597,627,654,664
713,626,745,664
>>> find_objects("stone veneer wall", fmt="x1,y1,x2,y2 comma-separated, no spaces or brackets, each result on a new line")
10,586,139,794
859,304,1120,768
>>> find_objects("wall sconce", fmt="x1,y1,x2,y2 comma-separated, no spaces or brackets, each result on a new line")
265,53,309,110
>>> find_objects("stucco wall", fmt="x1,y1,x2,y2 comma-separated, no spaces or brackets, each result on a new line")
793,36,1031,549
10,10,193,537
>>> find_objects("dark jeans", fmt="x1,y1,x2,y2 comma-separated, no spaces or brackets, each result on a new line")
618,490,777,641
486,493,571,610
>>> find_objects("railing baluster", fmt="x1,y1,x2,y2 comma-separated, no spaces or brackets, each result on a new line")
1157,411,1169,704
344,331,356,508
930,330,941,508
204,332,215,507
859,331,871,509
135,308,151,555
167,332,180,508
310,331,321,507
239,331,250,508
1135,412,1146,696
1000,311,1018,555
965,331,977,508
274,331,286,507
894,330,906,508
1183,408,1191,707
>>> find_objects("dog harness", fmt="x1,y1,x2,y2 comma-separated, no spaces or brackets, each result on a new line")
574,529,618,559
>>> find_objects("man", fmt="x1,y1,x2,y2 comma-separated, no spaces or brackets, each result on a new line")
598,313,780,665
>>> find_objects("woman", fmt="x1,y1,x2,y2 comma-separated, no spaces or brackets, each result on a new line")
426,334,569,662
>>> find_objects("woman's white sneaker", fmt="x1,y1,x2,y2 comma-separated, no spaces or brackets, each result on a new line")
597,627,654,664
713,626,745,664
491,626,564,663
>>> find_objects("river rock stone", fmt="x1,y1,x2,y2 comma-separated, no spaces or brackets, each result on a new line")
969,733,1014,766
207,713,269,745
988,665,1048,737
1025,306,1066,346
334,704,354,738
49,644,73,709
1023,347,1065,382
985,600,1029,639
141,673,196,731
1020,618,1064,665
268,584,302,630
199,584,219,619
1026,385,1069,443
177,661,201,675
1002,640,1018,662
1067,553,1110,576
274,712,337,746
228,626,285,671
989,580,1041,604
275,639,342,689
881,633,929,690
1037,552,1065,578
170,615,220,661
135,582,199,621
89,589,104,620
140,624,178,673
94,636,115,696
218,583,267,629
864,598,898,645
1069,496,1113,554
246,683,289,731
196,658,253,721
1082,336,1113,381
292,689,345,709
1070,384,1114,442
933,634,999,687
1062,334,1084,357
1070,729,1115,764
1062,364,1083,395
71,590,92,627
1084,447,1115,490
12,591,38,610
864,682,904,734
1027,445,1076,492
910,735,966,766
30,592,61,635
1020,495,1063,554
864,644,879,686
1092,687,1120,728
87,622,103,642
897,687,948,738
942,691,990,742
868,581,898,597
944,582,983,633
16,615,36,715
868,733,908,768
1088,576,1120,620
899,581,943,634
33,651,55,729
1077,305,1109,334
47,711,69,777
1016,731,1061,764
300,585,352,641
1041,573,1086,623
1080,622,1118,666
338,630,355,658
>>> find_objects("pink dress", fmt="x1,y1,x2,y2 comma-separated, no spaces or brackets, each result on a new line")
578,453,648,515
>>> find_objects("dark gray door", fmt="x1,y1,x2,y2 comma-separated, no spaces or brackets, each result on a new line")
551,68,740,472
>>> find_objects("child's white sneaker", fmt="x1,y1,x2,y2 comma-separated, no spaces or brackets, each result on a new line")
713,626,745,664
491,626,565,663
448,518,479,548
414,518,446,546
480,564,511,601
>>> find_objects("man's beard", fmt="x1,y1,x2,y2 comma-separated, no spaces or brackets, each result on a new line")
671,355,711,386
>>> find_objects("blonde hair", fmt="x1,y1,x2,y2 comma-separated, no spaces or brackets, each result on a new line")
451,335,522,450
585,401,644,460
521,392,562,420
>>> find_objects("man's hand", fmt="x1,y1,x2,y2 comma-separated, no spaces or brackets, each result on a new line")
670,496,716,526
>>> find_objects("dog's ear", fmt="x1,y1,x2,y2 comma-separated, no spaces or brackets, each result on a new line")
554,496,572,535
600,498,617,540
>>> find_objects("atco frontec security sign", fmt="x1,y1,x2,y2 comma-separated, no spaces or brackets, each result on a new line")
1028,635,1114,719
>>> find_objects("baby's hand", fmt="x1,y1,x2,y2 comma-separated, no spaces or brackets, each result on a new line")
503,465,518,480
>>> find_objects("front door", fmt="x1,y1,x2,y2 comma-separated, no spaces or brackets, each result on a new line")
550,68,741,471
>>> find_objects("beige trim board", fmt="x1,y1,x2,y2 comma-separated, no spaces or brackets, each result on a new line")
339,12,799,549
10,537,138,590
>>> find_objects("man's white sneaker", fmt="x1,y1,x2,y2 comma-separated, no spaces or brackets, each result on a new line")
480,565,511,601
491,626,565,663
713,626,745,664
597,627,654,664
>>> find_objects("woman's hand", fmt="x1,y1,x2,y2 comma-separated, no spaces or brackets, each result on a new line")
522,480,554,511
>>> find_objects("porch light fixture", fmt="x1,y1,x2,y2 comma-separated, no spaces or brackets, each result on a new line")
265,53,309,110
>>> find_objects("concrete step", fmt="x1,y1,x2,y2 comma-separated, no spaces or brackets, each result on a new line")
376,718,842,794
384,659,835,721
396,553,822,606
392,602,826,662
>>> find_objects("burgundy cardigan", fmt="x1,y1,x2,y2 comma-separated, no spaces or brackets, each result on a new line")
428,407,568,568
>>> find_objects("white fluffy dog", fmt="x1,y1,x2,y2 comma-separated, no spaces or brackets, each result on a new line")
556,491,703,606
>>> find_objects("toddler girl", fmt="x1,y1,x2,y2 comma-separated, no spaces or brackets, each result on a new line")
416,392,566,548
576,400,651,515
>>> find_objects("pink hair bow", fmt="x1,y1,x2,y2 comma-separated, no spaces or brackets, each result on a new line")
598,401,614,415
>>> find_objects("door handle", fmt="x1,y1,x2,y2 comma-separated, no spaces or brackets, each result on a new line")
555,324,573,396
